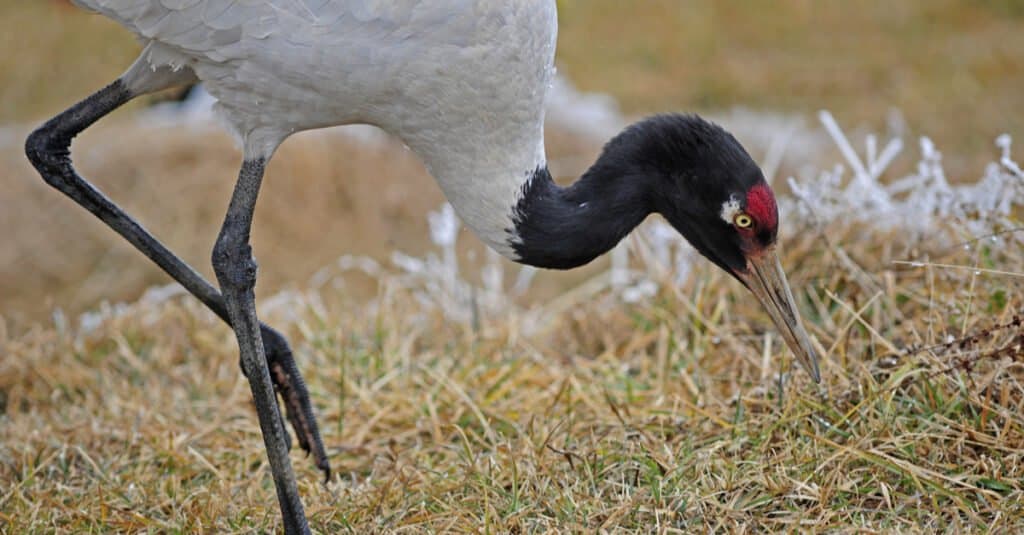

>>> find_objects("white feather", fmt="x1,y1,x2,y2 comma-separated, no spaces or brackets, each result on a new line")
719,194,741,224
74,0,558,258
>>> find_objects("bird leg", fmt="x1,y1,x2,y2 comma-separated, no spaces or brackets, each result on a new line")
24,80,330,479
213,158,309,535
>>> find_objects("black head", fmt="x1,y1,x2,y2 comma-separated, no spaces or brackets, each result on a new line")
511,113,818,381
606,114,778,278
604,114,819,381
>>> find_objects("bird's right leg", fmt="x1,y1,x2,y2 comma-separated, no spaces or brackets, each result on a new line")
23,59,330,479
213,156,309,535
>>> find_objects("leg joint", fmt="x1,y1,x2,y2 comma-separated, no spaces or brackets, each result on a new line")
24,125,70,183
26,80,133,188
212,234,258,291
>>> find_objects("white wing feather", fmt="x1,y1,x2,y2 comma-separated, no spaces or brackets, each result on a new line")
72,0,558,255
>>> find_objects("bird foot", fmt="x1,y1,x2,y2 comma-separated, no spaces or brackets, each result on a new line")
257,324,331,483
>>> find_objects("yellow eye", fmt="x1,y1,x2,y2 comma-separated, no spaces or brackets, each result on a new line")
734,213,753,228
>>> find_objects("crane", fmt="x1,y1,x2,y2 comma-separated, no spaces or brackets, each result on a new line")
26,1,821,533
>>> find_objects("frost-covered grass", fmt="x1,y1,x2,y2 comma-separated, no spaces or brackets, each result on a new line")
3,115,1024,532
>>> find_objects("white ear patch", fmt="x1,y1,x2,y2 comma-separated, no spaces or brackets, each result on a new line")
719,195,742,224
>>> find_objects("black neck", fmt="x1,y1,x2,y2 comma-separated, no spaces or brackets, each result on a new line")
509,114,760,270
510,164,653,269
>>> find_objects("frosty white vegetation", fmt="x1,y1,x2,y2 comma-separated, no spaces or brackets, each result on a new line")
787,111,1024,241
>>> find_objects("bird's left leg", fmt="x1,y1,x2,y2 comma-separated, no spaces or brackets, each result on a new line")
24,59,328,479
212,157,309,535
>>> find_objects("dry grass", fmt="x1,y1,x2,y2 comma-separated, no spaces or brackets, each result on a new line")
3,215,1024,532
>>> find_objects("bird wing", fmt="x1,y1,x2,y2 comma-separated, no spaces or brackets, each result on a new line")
70,0,475,64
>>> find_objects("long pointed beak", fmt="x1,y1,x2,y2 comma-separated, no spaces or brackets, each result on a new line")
734,247,821,383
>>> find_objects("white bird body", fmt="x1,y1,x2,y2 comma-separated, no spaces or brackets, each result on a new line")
74,0,558,256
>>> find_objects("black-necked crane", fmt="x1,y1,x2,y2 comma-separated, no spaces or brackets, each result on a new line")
26,1,821,533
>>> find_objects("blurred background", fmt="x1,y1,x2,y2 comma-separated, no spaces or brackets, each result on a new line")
2,0,1022,328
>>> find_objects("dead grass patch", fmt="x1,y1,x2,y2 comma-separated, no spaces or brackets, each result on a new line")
3,217,1023,532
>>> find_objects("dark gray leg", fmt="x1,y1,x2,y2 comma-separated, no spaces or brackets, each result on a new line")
213,158,308,535
23,81,330,478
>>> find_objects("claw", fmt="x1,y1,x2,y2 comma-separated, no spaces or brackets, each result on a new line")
260,324,332,482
